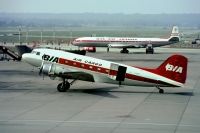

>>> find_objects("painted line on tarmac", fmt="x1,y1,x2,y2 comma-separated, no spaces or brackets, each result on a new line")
0,119,199,128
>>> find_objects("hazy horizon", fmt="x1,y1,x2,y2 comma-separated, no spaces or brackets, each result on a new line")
0,13,199,27
0,0,199,14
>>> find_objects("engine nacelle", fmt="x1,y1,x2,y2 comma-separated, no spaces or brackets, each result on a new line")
41,64,65,76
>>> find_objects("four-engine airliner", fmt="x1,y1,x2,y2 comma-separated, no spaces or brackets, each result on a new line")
22,48,187,93
72,26,180,54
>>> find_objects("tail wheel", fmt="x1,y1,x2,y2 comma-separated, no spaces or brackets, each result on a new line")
57,81,70,92
156,86,164,94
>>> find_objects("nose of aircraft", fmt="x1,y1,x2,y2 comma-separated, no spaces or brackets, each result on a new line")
22,52,40,67
72,39,79,45
22,53,30,62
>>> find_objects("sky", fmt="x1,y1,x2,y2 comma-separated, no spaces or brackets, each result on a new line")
0,0,200,14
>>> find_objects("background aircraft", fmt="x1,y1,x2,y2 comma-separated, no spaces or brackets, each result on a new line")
22,48,187,93
192,34,200,45
72,26,180,54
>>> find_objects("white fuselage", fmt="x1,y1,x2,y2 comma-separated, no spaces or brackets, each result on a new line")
22,49,183,87
72,37,174,48
72,26,180,49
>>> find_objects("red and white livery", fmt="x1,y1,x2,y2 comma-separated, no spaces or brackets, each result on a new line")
22,48,187,93
73,26,180,54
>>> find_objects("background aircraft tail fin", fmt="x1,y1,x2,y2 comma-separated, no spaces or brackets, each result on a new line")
168,26,180,42
157,55,188,84
171,26,179,37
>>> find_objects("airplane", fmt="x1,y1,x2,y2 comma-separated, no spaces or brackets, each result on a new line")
72,26,180,54
192,34,200,45
22,48,187,93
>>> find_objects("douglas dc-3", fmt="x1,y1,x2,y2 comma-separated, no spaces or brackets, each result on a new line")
22,48,187,93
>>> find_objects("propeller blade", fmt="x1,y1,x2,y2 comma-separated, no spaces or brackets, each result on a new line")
39,58,44,76
39,66,43,76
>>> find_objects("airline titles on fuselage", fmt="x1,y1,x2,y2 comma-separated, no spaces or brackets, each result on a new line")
96,37,138,41
73,57,102,66
42,54,102,67
42,54,58,63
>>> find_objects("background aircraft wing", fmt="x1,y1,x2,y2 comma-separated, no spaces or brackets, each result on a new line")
108,43,145,48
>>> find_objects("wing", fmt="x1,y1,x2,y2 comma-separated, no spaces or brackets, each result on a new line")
108,43,146,48
41,63,95,82
52,71,95,82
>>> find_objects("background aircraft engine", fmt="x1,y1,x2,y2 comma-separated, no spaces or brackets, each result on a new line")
39,64,65,76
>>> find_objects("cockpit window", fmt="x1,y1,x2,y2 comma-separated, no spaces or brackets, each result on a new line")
31,50,40,55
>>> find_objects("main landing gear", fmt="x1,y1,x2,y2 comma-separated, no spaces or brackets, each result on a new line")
120,48,129,54
57,79,70,92
156,86,164,94
107,47,109,53
146,44,154,54
57,78,77,92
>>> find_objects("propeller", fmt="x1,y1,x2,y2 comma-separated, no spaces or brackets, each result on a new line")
39,56,45,80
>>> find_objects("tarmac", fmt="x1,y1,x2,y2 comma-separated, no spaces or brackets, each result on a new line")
0,47,200,133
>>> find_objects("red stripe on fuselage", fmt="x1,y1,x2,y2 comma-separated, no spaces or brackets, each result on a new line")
77,40,167,43
58,57,173,86
59,58,109,74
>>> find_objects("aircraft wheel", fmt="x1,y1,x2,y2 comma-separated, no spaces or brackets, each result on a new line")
151,49,154,54
57,82,70,92
146,48,154,54
159,89,164,94
120,49,129,54
125,49,129,53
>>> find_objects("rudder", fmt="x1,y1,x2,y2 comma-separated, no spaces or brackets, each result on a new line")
171,26,179,37
157,55,188,84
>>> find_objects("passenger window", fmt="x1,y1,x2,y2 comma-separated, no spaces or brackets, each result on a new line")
36,52,40,55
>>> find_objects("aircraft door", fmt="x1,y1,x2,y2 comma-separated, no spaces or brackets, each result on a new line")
109,63,127,85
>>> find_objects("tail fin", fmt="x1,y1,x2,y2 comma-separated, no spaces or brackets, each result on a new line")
157,55,188,84
168,26,180,42
171,26,179,37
